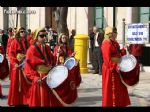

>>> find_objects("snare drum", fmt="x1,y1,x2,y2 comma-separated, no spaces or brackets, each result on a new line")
64,57,76,70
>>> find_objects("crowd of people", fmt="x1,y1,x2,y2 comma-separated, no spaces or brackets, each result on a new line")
0,24,143,107
0,26,81,107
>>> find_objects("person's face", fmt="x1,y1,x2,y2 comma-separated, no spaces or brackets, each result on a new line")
112,32,117,39
38,31,47,44
9,31,13,36
20,30,25,37
61,35,67,43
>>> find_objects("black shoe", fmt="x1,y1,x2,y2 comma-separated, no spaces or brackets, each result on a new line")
93,71,99,74
89,68,94,70
0,95,7,99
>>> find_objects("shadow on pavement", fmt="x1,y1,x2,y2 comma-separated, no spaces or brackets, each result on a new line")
78,88,101,93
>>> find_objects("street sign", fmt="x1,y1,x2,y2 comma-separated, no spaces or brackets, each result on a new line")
126,23,149,44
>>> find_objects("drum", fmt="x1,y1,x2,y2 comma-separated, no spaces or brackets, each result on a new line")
118,54,140,86
0,54,4,63
0,57,9,80
46,65,68,88
64,57,76,70
119,54,137,72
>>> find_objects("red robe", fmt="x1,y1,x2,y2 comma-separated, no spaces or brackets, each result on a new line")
26,35,33,47
24,43,55,107
6,37,14,80
6,37,14,57
101,39,130,107
8,37,30,106
0,84,2,96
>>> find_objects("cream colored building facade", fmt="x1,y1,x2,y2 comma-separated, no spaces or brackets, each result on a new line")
0,7,150,71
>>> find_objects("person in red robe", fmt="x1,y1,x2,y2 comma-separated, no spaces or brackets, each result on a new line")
8,27,30,106
6,28,16,80
52,33,81,107
101,27,130,107
23,28,56,107
53,33,73,64
0,45,9,98
128,44,144,71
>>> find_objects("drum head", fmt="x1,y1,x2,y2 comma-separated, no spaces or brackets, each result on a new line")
46,65,68,88
64,57,76,70
0,54,4,63
119,54,137,72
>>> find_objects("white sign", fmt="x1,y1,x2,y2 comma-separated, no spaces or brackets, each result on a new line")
126,23,149,44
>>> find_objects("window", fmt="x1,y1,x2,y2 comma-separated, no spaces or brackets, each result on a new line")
94,7,104,30
139,7,150,43
139,7,150,23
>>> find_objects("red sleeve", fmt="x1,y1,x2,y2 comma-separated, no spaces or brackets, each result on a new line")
120,48,126,56
53,45,58,56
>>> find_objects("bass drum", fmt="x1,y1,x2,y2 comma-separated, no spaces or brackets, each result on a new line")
0,57,9,80
46,65,78,105
119,54,140,86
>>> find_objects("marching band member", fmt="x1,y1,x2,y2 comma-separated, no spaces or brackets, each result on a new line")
6,28,16,80
8,27,30,106
52,33,81,107
24,28,55,107
53,33,75,64
101,27,130,107
0,45,9,98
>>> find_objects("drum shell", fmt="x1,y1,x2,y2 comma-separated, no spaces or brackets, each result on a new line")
120,63,140,86
52,69,77,104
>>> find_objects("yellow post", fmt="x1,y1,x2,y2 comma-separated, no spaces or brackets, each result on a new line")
74,34,89,74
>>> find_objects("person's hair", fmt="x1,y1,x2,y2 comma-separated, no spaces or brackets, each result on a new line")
45,25,50,29
113,27,117,33
58,33,68,45
16,27,26,38
27,29,31,33
8,28,12,32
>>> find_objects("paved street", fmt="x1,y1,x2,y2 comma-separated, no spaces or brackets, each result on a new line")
0,64,150,107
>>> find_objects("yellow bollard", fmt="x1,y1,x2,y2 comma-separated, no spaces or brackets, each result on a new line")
74,34,89,74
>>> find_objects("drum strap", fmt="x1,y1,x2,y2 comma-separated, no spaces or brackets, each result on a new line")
118,72,139,87
50,88,74,107
22,70,32,85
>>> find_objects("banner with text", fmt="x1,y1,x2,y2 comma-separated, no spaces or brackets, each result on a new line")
126,23,149,44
